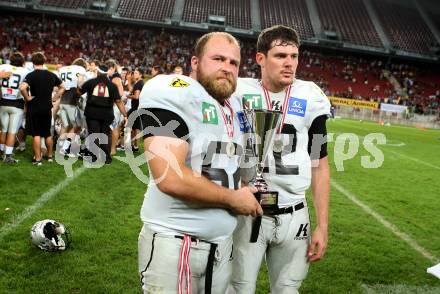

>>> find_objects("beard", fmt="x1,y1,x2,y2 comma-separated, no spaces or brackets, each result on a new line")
198,68,237,104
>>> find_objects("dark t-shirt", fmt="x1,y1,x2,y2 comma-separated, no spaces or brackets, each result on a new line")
24,69,62,113
130,79,144,111
80,76,120,121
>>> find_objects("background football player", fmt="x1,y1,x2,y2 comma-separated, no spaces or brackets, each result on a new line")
0,52,29,163
57,58,87,157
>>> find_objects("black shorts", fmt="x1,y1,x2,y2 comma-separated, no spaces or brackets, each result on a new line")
26,110,52,137
128,109,141,130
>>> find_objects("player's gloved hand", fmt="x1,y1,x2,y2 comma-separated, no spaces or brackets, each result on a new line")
229,186,263,217
307,226,328,262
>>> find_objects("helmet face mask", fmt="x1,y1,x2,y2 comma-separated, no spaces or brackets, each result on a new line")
31,220,71,252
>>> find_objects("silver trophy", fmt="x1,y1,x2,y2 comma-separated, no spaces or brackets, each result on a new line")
242,109,282,212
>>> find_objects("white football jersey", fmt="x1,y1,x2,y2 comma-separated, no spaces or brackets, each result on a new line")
233,78,331,206
85,71,96,81
139,74,243,243
0,64,29,100
58,65,87,90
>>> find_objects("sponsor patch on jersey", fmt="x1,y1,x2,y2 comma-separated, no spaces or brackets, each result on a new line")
202,102,218,124
237,111,250,133
287,97,307,117
170,77,189,88
242,94,262,109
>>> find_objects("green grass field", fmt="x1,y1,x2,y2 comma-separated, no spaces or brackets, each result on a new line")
1,118,440,293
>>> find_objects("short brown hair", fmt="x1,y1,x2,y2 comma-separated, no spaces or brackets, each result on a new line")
257,25,300,55
9,52,25,67
105,59,117,69
194,32,240,59
72,58,87,70
31,52,46,66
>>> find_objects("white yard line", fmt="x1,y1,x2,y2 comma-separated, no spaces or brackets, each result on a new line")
385,149,440,171
331,180,439,263
0,166,86,241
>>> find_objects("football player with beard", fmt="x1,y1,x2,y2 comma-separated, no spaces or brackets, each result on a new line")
137,32,263,294
231,25,331,294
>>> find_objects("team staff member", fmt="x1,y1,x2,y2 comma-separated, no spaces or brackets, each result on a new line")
127,68,144,151
138,32,263,294
20,52,65,165
79,64,127,164
0,52,29,164
106,60,125,156
231,25,331,293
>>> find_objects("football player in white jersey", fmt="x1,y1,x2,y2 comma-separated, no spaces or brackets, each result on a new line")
138,32,263,294
231,25,331,293
0,52,29,163
57,58,87,156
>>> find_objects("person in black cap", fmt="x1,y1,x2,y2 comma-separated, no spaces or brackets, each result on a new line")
78,63,128,164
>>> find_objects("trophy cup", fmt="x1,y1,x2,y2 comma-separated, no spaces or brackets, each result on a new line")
242,109,282,242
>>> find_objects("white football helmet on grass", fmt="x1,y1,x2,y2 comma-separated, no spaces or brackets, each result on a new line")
30,219,71,251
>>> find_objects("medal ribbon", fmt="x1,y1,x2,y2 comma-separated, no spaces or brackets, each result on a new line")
261,83,291,133
219,99,234,138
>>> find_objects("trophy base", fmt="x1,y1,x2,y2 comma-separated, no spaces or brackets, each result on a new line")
255,191,279,214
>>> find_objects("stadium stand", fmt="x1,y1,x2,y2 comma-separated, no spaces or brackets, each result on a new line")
314,0,383,48
182,0,251,29
0,2,438,113
117,0,175,22
40,0,89,9
259,0,314,40
297,50,391,101
371,0,437,54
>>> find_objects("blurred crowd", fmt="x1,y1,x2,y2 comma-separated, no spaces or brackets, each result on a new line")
0,12,439,113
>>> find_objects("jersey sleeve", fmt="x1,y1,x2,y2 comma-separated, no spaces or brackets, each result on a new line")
0,64,9,72
141,108,189,140
77,67,87,82
306,81,331,128
139,75,192,119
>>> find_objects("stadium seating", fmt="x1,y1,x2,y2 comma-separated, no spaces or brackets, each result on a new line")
314,0,383,48
40,0,89,9
371,0,437,54
0,7,438,111
297,51,392,101
1,0,32,2
117,0,175,22
259,0,314,40
182,0,251,29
